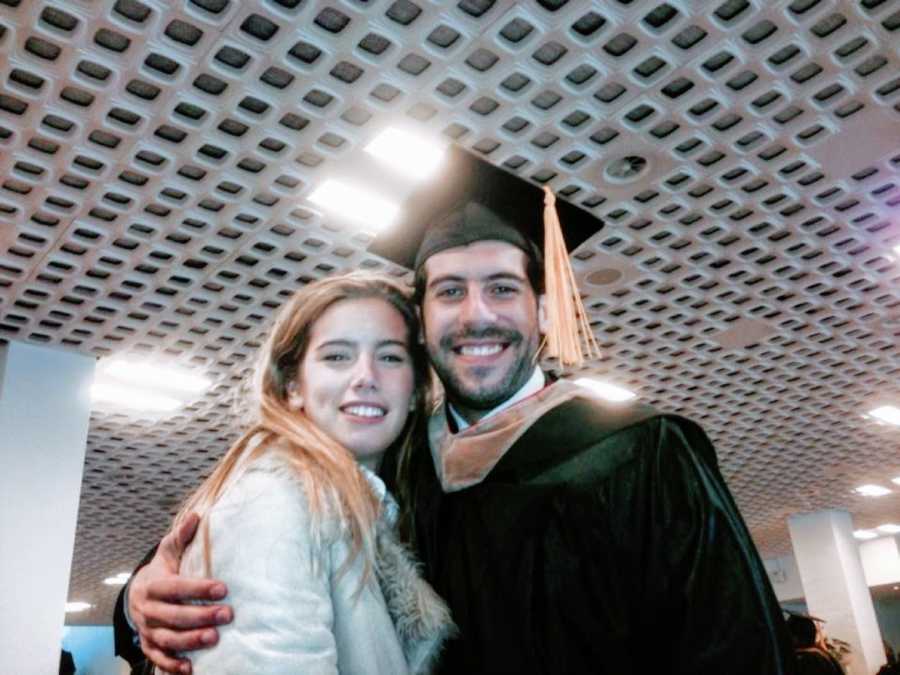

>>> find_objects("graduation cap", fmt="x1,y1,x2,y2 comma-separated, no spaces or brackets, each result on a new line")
369,145,606,368
783,608,826,623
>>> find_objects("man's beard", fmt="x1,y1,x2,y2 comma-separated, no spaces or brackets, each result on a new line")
428,325,540,411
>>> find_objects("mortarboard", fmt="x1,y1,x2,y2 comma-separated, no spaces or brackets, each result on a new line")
369,145,606,367
370,145,603,269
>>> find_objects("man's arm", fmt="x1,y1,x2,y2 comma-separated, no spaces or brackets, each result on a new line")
641,416,796,674
112,513,234,674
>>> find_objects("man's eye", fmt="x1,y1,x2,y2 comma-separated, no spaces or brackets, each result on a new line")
491,285,519,296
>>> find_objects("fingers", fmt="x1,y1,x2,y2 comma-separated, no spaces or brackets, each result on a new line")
159,513,199,566
142,642,193,675
146,625,220,653
174,512,201,553
146,577,228,604
144,600,233,630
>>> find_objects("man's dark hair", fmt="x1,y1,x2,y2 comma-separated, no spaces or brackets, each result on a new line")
786,615,818,648
413,240,544,305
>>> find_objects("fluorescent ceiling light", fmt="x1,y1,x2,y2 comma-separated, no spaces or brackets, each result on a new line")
65,601,92,613
573,378,637,402
103,572,132,586
99,359,211,395
892,477,900,486
91,359,211,413
877,523,900,534
92,382,181,412
869,405,900,426
854,484,892,497
853,529,879,540
308,180,399,231
364,128,447,181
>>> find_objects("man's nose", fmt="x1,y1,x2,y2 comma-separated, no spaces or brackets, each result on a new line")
459,289,498,324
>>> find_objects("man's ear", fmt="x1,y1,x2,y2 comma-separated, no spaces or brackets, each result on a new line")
537,294,549,335
286,382,303,411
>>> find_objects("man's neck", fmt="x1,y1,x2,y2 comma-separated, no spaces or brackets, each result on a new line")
447,367,546,431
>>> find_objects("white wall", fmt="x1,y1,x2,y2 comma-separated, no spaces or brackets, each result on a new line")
860,537,900,588
765,537,900,602
765,553,806,601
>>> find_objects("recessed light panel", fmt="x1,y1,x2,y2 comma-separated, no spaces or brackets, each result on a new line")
91,359,212,413
308,179,400,231
100,359,210,394
854,484,892,497
365,127,447,181
574,378,637,402
102,572,132,586
91,383,182,412
65,601,92,613
869,406,900,426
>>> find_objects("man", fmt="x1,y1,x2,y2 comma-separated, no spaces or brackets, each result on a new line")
115,151,794,674
786,614,845,675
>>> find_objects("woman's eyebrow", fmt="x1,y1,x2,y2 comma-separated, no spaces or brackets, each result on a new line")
316,339,408,349
376,339,409,349
314,339,355,349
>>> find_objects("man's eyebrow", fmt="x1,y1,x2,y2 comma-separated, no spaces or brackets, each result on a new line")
484,272,526,282
426,273,465,289
427,271,525,288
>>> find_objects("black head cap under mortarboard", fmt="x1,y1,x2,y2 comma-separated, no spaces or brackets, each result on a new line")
412,201,539,272
368,145,605,271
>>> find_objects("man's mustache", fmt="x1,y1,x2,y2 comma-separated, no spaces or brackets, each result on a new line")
439,325,523,350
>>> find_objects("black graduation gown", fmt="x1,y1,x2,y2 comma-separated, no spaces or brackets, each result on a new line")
795,648,846,675
412,394,795,675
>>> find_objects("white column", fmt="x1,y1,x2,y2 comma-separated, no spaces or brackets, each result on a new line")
788,509,886,675
0,341,95,675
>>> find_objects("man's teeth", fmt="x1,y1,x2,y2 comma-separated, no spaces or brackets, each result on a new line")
344,405,385,418
459,344,503,357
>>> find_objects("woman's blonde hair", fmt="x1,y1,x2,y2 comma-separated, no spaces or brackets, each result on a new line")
172,272,429,582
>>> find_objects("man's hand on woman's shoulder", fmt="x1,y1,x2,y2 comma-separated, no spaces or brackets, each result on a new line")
127,513,234,674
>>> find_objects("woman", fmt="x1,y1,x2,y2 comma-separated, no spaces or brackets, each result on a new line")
165,273,453,674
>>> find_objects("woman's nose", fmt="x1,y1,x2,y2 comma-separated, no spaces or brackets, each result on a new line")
350,354,378,390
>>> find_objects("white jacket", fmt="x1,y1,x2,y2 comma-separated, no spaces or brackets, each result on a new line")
176,447,453,675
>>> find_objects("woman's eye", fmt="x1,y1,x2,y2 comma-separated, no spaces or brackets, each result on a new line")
322,353,349,362
380,352,407,363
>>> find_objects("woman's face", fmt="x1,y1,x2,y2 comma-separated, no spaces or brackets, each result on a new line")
294,297,416,470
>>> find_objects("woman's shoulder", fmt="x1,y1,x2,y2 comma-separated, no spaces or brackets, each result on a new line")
211,440,344,537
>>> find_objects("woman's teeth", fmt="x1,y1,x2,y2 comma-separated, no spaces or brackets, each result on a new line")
458,344,503,357
344,405,385,418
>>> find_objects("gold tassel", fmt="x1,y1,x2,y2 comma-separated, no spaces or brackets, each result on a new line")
542,186,601,368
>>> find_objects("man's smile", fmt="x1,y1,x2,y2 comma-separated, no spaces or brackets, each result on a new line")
452,342,508,358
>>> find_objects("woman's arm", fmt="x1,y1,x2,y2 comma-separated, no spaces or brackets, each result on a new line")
186,464,339,675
